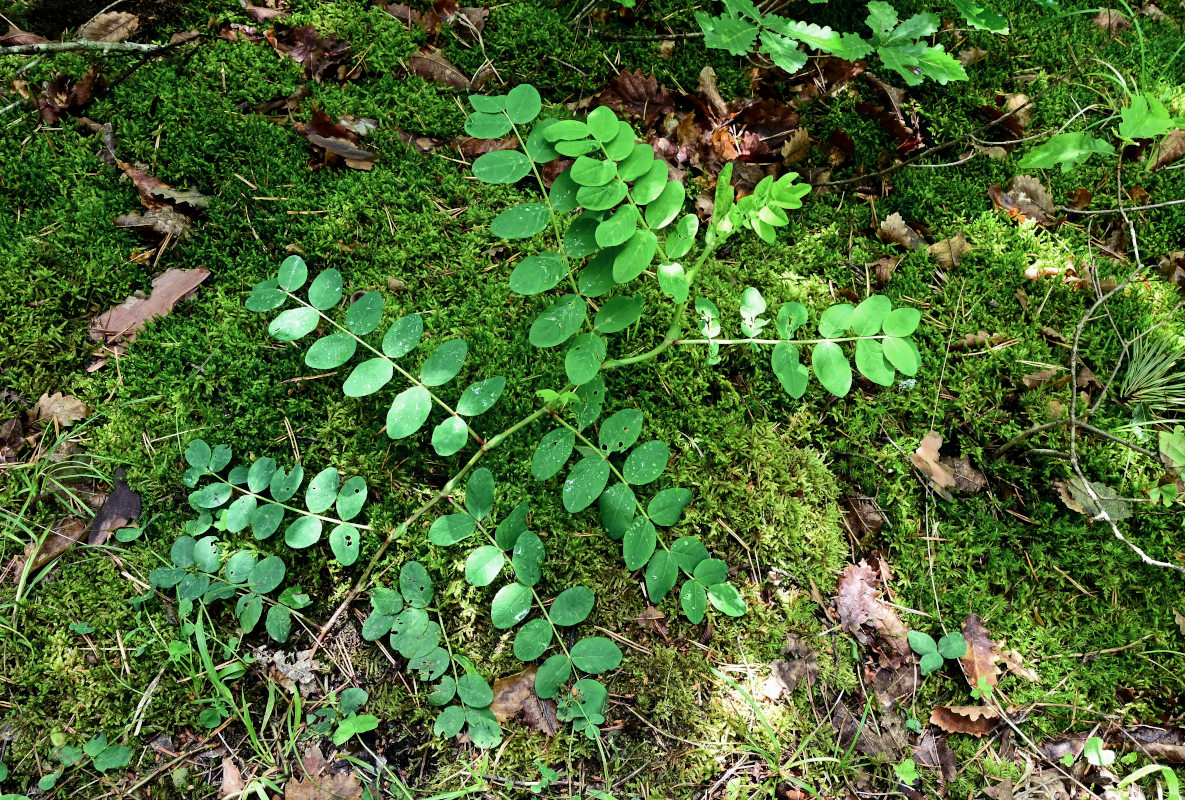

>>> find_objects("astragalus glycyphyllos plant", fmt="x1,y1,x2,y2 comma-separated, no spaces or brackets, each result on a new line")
155,83,923,751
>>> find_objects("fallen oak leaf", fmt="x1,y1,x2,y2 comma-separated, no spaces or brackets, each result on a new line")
1152,129,1185,171
90,268,211,344
834,560,911,666
266,24,356,82
989,175,1056,226
489,666,558,735
118,160,209,211
930,705,1000,737
78,12,139,42
29,393,87,428
913,731,958,785
927,233,972,270
879,212,923,251
959,613,1002,690
910,431,988,496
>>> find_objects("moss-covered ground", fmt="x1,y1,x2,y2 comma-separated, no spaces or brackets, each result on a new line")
1,0,1184,795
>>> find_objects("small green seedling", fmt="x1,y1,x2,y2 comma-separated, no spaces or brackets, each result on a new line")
1084,736,1116,767
971,676,992,700
907,629,967,675
1149,483,1178,507
894,758,919,785
333,713,380,746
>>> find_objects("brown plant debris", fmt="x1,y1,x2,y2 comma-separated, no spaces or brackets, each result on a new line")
950,331,1006,350
296,108,378,170
78,12,139,42
243,0,290,23
879,212,923,250
89,468,142,546
927,233,972,270
36,66,105,124
266,24,357,82
910,432,988,495
385,0,488,43
29,393,87,428
960,613,1003,689
1152,130,1185,171
761,635,819,700
930,705,1000,736
914,731,958,785
843,496,885,537
90,268,211,345
284,744,362,799
489,667,558,735
1,24,49,45
0,417,23,464
989,175,1056,226
834,560,911,665
1094,9,1131,31
407,47,472,90
23,518,88,573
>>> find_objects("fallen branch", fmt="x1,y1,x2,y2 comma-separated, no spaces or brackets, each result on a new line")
0,40,167,56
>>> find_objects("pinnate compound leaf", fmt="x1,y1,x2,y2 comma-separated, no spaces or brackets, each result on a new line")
594,296,644,333
644,550,678,602
429,513,478,546
382,314,424,358
510,252,567,295
622,440,669,485
811,341,852,396
532,428,576,481
336,475,367,520
343,358,394,397
623,517,657,570
648,488,693,526
307,268,343,309
473,150,531,183
565,333,606,384
432,416,468,456
851,295,892,336
345,291,384,336
570,637,623,673
882,307,921,337
457,376,506,416
387,386,431,439
400,561,433,608
420,339,468,386
855,339,896,386
305,332,356,369
511,531,546,586
530,295,585,348
882,336,920,376
707,583,746,616
491,582,533,629
504,83,542,124
466,467,495,520
563,457,611,512
249,555,286,593
491,203,550,239
269,465,304,502
464,111,512,139
598,409,644,454
772,342,809,399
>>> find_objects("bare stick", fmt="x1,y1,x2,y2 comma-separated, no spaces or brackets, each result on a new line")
1,40,168,55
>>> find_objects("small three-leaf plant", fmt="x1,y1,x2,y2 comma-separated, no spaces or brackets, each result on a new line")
907,629,967,675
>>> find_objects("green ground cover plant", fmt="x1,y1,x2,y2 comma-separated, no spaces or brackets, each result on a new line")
1,0,1184,796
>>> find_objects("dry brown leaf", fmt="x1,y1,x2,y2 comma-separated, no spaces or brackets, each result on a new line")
114,208,194,239
267,24,356,82
927,233,972,270
408,47,470,90
761,635,819,700
1,24,49,45
257,648,323,694
989,175,1056,226
88,468,142,546
118,160,209,212
489,667,558,735
1022,368,1062,389
0,418,23,464
834,560,911,665
929,704,1000,736
78,12,139,42
843,496,884,537
24,518,88,573
591,70,675,126
910,432,988,495
1153,130,1185,171
914,731,958,785
950,331,1005,350
298,108,378,170
780,127,810,165
831,702,907,758
879,212,923,251
1094,9,1130,31
284,771,362,800
36,66,105,124
957,47,988,66
999,649,1039,682
90,268,210,344
872,255,902,286
636,606,667,638
1002,93,1032,130
220,756,246,798
243,1,290,22
1067,186,1094,209
1174,607,1185,637
867,660,919,711
960,613,1002,690
29,393,87,427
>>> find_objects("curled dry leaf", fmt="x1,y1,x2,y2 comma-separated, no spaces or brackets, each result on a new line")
1,23,49,45
78,12,139,42
1094,9,1131,31
989,175,1056,226
297,108,378,170
591,69,676,126
29,393,87,427
914,731,958,785
0,417,23,464
780,127,811,165
834,560,911,666
36,65,105,124
1021,368,1063,390
242,1,290,23
220,756,246,799
266,24,356,82
930,705,1000,737
960,613,1002,690
843,496,885,537
408,47,471,90
910,432,988,496
385,1,488,43
872,255,902,286
257,648,323,695
927,233,972,269
24,518,88,573
879,212,923,251
1152,130,1185,171
90,268,211,344
950,331,1006,350
761,635,819,700
489,667,558,735
89,468,142,546
831,701,907,759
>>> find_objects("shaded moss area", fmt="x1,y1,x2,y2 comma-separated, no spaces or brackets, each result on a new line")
2,0,1185,795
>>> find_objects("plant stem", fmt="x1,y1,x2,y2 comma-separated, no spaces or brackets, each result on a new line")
208,474,372,530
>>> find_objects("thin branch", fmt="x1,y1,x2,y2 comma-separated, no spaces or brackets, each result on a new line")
1060,197,1185,215
0,40,168,55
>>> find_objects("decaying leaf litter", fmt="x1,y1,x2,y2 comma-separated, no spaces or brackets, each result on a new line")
1,0,1184,796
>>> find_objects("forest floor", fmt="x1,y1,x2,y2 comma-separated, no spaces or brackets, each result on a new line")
1,0,1184,797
